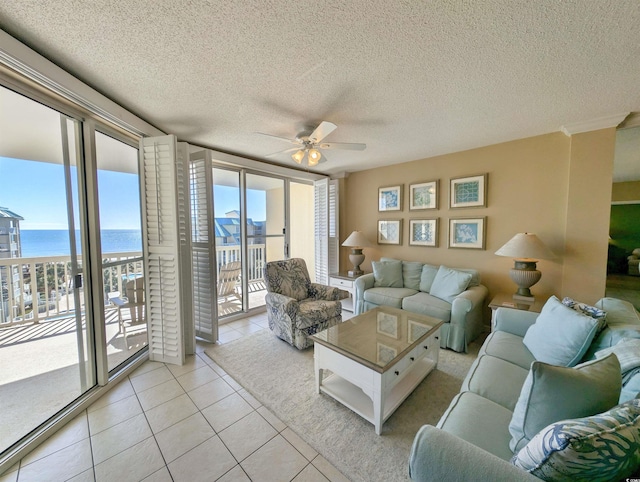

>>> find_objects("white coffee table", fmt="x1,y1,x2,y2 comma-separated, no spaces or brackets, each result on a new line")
311,306,442,435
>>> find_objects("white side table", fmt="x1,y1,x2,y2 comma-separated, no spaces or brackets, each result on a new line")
488,292,545,330
329,272,368,313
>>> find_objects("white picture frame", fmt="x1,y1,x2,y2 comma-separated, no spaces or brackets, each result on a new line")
450,174,487,208
448,217,486,250
378,185,403,212
378,219,403,245
409,218,438,247
409,180,438,210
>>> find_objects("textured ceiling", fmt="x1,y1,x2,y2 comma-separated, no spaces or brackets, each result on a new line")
0,1,639,176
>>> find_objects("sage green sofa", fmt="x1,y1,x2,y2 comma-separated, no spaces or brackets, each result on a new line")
354,258,488,352
409,297,640,481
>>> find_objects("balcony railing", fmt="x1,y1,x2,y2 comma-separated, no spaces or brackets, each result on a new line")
0,244,266,326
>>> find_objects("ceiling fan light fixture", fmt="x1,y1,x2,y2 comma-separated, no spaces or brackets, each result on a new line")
308,148,321,166
292,150,305,164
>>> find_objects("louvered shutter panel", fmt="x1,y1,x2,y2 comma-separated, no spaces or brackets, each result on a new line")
328,179,339,276
189,150,217,342
140,135,185,365
314,179,329,284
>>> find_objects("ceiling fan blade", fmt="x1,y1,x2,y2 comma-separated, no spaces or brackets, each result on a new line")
317,142,366,151
255,132,299,145
266,147,301,157
309,121,337,143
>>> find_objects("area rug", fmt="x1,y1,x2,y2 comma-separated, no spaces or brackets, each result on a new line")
205,329,484,482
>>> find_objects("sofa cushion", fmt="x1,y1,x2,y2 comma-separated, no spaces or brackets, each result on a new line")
509,354,622,452
372,260,403,288
419,264,439,292
402,261,424,291
437,391,515,461
461,355,529,411
363,287,418,309
511,399,640,481
297,299,342,329
401,292,452,321
429,266,472,303
523,295,599,367
479,331,536,370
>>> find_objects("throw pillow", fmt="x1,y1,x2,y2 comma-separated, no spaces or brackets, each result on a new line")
562,296,608,333
523,295,600,366
402,261,423,291
595,337,640,374
508,354,622,453
511,399,640,481
372,260,403,288
429,266,473,303
419,264,439,292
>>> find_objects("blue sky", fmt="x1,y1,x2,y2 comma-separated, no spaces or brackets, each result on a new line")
0,156,266,230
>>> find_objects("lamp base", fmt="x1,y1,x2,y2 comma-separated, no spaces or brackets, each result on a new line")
349,249,365,278
509,260,541,300
348,269,364,277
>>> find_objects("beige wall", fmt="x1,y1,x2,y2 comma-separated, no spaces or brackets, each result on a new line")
342,129,616,305
612,181,640,202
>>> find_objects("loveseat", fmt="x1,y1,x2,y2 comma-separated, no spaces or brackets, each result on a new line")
354,258,488,352
409,296,640,481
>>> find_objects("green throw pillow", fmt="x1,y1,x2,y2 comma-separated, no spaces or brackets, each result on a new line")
419,264,439,292
429,266,472,302
508,354,622,453
523,295,600,367
372,260,403,288
402,261,423,291
511,399,640,481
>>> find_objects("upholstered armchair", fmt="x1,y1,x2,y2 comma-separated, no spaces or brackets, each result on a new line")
264,258,349,349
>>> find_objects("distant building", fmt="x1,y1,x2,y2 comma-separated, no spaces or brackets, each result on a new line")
214,210,265,246
0,207,23,323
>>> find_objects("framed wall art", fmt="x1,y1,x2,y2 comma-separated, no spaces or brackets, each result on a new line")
378,219,403,245
450,174,487,208
378,185,403,212
409,180,438,210
409,218,438,247
448,217,486,249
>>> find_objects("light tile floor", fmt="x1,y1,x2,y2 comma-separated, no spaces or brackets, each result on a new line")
1,312,350,482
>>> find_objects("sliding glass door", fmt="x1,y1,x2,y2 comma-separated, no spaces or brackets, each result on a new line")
0,86,94,453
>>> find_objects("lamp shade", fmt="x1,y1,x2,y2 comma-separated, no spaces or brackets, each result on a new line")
342,231,371,247
495,233,555,261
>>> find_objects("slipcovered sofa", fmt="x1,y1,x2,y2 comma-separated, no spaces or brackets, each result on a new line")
354,258,488,352
629,248,640,276
409,296,640,481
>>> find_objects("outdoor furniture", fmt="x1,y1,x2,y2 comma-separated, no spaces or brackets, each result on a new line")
218,261,242,302
109,277,145,345
264,258,349,349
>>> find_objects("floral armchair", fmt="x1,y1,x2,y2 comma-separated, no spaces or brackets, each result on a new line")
264,258,349,349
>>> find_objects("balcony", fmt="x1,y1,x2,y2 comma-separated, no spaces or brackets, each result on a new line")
0,245,267,454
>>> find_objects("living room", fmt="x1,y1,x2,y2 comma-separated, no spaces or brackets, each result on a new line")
1,2,639,481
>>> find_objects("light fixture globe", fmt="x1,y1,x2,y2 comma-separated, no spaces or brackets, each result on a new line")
495,233,555,300
342,231,371,277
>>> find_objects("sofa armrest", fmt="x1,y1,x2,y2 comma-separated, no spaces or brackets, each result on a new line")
265,292,300,321
494,307,539,337
451,285,489,319
409,425,539,482
354,273,375,315
309,283,349,301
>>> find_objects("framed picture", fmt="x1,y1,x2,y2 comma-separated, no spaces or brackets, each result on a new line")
378,185,403,212
450,174,487,208
376,311,399,339
449,217,486,249
378,219,403,245
409,218,438,247
409,180,438,210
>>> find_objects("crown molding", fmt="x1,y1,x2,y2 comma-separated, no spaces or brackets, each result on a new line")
560,112,630,136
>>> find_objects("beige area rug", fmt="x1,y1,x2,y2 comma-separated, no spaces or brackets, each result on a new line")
205,329,485,482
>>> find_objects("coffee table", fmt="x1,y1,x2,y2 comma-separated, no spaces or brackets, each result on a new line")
311,306,442,435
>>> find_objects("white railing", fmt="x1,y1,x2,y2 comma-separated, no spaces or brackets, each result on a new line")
0,244,266,326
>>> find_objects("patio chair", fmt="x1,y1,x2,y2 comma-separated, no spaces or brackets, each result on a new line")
218,261,242,302
109,276,145,345
264,258,349,349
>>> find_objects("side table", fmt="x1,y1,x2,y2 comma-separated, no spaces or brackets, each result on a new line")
488,292,545,331
329,271,368,313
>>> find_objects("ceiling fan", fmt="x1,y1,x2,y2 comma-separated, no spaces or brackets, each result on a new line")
257,121,366,167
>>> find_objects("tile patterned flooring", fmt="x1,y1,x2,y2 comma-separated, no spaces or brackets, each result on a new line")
1,312,349,482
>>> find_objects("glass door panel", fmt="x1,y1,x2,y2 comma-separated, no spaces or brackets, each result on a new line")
246,173,285,309
289,181,316,281
94,131,145,372
0,86,94,453
212,168,243,318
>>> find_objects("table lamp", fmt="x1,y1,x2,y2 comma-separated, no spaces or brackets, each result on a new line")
495,233,555,300
342,231,371,276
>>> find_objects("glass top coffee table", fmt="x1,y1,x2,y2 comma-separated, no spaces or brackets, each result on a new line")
311,306,442,435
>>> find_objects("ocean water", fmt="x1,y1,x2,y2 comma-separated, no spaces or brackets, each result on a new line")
20,229,142,257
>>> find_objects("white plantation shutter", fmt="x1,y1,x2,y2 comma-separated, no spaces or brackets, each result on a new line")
189,150,217,342
140,135,191,365
314,178,339,284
